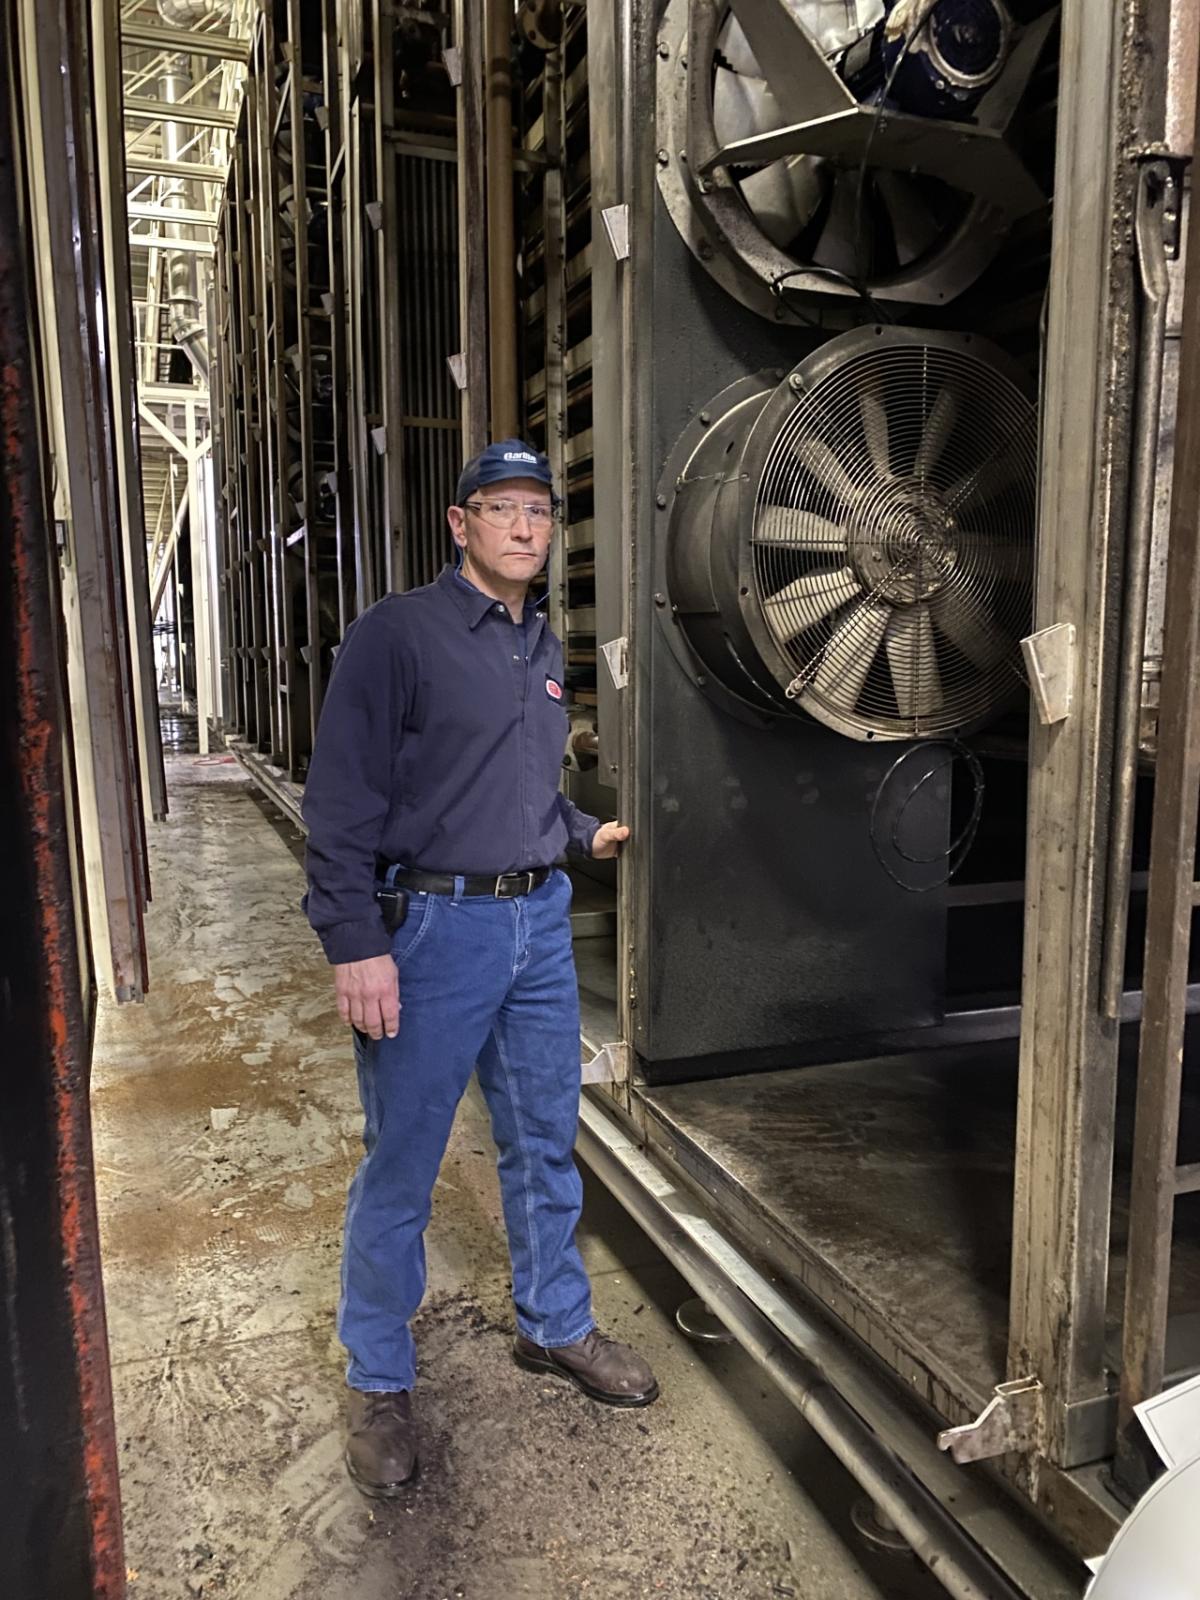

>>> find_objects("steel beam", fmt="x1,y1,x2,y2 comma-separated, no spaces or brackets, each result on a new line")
1007,0,1141,1468
124,93,236,128
453,0,489,453
1117,46,1200,1487
127,200,218,227
121,17,250,61
126,152,228,181
128,230,215,255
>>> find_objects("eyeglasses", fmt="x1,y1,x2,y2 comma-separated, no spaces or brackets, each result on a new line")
464,498,557,530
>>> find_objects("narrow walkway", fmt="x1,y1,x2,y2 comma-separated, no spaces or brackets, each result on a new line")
93,754,943,1600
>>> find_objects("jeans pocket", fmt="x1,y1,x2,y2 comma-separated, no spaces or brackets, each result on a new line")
391,891,437,963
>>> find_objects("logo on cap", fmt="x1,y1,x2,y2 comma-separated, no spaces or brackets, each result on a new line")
503,450,537,463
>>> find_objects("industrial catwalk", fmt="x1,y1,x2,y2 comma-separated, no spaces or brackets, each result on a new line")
90,752,945,1600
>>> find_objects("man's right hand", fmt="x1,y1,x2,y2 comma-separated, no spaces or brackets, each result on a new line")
334,955,401,1040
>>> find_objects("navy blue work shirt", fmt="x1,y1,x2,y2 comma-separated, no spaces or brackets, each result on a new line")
302,565,600,964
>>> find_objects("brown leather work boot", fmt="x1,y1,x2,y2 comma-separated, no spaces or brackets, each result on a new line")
345,1388,418,1498
513,1327,660,1407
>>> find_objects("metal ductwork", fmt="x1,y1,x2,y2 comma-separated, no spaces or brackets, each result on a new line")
155,0,228,379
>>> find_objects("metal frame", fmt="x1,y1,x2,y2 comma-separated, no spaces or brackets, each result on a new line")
1116,66,1200,1489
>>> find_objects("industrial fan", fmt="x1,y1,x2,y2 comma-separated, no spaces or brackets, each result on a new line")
662,326,1036,739
658,0,1057,312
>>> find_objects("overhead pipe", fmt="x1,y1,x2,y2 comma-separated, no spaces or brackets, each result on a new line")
153,0,230,380
485,0,519,436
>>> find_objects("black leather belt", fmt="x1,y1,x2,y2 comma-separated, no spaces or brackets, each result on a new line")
388,864,552,899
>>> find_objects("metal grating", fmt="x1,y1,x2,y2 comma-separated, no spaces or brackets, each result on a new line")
753,338,1037,739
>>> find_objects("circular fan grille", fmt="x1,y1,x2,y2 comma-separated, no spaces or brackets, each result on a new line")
750,338,1036,739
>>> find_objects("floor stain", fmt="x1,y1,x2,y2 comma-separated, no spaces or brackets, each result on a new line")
94,754,944,1600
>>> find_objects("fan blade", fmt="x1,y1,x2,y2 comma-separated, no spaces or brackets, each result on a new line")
756,504,847,551
812,601,889,704
932,586,1011,670
763,567,864,642
792,435,869,506
945,437,1031,514
716,14,762,78
873,170,941,267
712,67,783,149
812,168,864,278
885,606,944,719
915,388,960,480
724,0,854,127
741,154,826,244
861,386,890,481
955,530,1032,585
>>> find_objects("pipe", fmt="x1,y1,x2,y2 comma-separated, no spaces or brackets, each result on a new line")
1100,160,1174,1019
576,1098,1030,1600
485,0,518,435
155,0,228,378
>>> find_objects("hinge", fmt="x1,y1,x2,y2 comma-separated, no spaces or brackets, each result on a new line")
600,635,628,690
937,1376,1043,1463
1020,623,1075,724
582,1040,629,1085
600,203,631,262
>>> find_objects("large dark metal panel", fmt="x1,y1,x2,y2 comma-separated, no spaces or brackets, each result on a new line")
1,6,124,1586
629,201,948,1070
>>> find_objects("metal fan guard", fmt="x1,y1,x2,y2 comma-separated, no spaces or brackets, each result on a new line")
655,0,1012,320
663,326,1036,741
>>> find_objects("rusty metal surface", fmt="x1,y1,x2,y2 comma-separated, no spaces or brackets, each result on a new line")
0,2,124,1588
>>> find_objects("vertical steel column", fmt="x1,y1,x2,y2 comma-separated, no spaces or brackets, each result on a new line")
375,0,407,592
284,0,323,757
33,0,150,999
541,42,567,642
1007,0,1140,1472
2,0,124,1590
454,0,489,454
185,400,211,754
485,0,518,436
321,0,355,635
1117,48,1200,1484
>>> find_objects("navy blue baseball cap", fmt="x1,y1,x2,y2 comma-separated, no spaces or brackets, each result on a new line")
456,438,558,505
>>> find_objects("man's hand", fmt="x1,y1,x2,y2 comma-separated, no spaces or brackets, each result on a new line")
592,821,630,859
334,954,400,1040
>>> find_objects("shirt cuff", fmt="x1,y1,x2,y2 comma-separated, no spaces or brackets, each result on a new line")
566,816,601,858
316,915,392,966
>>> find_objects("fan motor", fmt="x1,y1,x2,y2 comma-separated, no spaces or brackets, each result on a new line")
661,326,1037,741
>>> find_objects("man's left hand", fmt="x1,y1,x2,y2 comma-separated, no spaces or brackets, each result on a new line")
592,821,630,859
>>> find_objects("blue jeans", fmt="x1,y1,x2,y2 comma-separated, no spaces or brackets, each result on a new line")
339,868,595,1392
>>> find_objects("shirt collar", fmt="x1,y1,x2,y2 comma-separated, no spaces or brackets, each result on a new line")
438,563,549,629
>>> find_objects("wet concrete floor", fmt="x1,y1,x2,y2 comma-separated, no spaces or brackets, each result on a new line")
92,753,946,1600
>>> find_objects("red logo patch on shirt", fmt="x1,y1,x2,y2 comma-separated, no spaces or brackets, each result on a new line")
545,677,563,701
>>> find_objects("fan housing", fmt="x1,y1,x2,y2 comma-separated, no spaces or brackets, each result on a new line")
661,326,1037,741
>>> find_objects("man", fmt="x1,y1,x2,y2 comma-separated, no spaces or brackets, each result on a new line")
302,439,658,1500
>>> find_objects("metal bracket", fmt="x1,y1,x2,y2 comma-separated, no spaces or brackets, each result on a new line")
1020,622,1076,724
582,1040,630,1085
600,635,629,690
365,199,383,231
446,352,467,391
600,203,631,262
442,45,463,87
937,1376,1043,1464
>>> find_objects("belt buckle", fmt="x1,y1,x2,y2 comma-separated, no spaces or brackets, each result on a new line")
494,870,535,899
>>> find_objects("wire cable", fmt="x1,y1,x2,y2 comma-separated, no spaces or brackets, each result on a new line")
868,736,986,891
